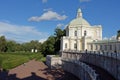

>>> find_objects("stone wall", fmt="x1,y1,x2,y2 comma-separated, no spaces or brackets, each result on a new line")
62,59,98,80
62,51,120,80
46,55,62,69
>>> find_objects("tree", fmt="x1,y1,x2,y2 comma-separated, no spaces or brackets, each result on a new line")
41,36,55,56
20,40,41,52
54,27,66,53
14,43,23,52
6,40,17,52
0,36,7,52
0,57,2,69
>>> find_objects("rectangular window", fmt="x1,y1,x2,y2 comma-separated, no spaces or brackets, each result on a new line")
84,30,87,36
65,43,67,48
74,43,77,49
74,31,77,36
91,44,93,50
105,45,107,50
100,45,102,50
110,45,112,50
95,45,98,50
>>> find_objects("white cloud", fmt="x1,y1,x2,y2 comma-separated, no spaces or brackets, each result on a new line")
39,38,47,43
103,35,117,40
43,8,52,11
28,10,67,22
56,23,64,28
110,35,117,40
42,0,47,3
0,21,48,42
80,0,91,3
103,37,109,40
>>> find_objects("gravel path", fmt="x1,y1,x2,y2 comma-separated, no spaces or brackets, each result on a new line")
0,60,79,80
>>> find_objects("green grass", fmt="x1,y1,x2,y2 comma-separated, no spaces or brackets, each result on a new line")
0,52,46,70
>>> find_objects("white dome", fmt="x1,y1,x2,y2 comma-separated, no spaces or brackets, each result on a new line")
69,17,90,26
68,8,90,27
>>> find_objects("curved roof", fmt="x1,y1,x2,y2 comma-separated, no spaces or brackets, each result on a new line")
68,8,90,27
69,17,90,26
78,8,81,13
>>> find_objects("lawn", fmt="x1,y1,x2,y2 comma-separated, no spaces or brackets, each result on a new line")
0,52,46,70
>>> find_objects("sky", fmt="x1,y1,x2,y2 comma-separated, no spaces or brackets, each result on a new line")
0,0,120,42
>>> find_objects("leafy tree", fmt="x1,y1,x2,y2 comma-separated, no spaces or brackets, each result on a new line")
41,27,65,56
30,40,39,49
0,27,65,54
54,27,66,53
14,43,23,52
0,57,2,69
41,41,47,55
41,36,55,56
0,36,7,52
6,40,17,52
20,40,41,52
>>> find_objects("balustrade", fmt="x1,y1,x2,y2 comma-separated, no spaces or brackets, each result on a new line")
62,59,98,80
61,50,119,80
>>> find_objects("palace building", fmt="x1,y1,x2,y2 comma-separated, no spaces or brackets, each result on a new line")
60,8,120,52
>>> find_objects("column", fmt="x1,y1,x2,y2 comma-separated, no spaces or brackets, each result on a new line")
69,38,71,50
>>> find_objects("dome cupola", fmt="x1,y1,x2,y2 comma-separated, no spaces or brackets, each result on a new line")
77,8,82,18
68,8,90,27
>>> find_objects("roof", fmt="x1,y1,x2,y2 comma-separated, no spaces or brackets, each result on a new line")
88,40,119,44
77,8,81,12
68,17,90,26
68,8,90,27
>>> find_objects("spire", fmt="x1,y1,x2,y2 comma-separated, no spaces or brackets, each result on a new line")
77,8,82,18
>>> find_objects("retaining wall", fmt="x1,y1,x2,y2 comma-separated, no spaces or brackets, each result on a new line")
62,51,120,80
62,59,98,80
46,55,62,69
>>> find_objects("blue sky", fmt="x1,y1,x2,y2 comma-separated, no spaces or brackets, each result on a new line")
0,0,120,42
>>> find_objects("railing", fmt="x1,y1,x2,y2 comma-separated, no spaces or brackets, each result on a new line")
62,59,98,80
62,50,120,60
61,50,119,80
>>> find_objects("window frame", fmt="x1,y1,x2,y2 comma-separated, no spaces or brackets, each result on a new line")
65,43,67,49
74,43,77,49
74,30,77,36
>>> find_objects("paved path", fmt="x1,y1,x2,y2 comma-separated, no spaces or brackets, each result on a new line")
9,60,49,79
0,60,79,80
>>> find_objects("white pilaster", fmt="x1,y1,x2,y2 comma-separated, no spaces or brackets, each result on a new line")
77,39,80,51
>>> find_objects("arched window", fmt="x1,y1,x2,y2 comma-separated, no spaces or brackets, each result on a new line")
84,30,87,36
74,30,77,36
